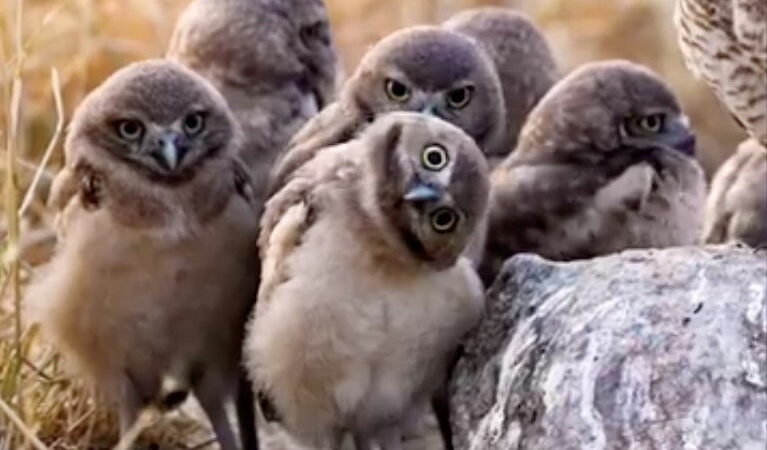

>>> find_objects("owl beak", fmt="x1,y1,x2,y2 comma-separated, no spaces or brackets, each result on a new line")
666,116,696,156
404,182,443,202
420,104,437,116
156,132,189,172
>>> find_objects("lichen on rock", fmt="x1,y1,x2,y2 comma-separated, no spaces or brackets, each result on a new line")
451,246,767,450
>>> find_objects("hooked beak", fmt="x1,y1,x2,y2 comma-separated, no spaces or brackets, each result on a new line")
154,132,189,172
666,116,696,156
420,101,444,119
404,182,443,202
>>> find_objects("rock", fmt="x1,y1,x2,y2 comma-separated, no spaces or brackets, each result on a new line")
450,246,767,450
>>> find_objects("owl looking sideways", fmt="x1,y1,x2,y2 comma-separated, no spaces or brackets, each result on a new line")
29,60,259,450
246,112,489,450
268,25,505,196
168,0,339,216
675,0,767,147
481,60,706,284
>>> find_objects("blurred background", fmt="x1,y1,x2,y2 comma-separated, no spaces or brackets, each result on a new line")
0,0,746,183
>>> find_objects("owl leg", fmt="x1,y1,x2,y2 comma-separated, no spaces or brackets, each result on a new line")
352,433,375,450
195,373,240,450
432,384,454,450
378,427,405,450
235,369,259,450
117,382,143,438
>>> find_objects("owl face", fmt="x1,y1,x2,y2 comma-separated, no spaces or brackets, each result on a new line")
518,60,696,159
347,27,504,154
69,60,236,181
364,112,490,268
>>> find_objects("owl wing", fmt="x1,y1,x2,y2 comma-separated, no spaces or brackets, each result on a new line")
258,146,357,309
48,162,105,239
267,102,361,197
486,156,656,264
703,140,767,245
702,146,750,243
734,0,767,67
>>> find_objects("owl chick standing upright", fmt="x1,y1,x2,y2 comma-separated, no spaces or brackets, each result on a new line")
28,61,259,450
268,26,505,195
168,0,339,215
245,112,489,450
481,61,706,284
444,7,559,165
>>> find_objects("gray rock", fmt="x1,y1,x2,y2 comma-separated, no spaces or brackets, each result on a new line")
451,246,767,450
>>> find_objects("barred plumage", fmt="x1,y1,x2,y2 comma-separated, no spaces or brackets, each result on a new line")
675,0,767,147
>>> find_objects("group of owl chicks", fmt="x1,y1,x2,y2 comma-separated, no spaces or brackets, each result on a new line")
25,0,766,449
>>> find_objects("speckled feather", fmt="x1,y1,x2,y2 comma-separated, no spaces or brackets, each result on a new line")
675,0,767,147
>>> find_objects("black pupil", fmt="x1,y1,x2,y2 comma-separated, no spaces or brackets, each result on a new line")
450,89,466,105
122,122,139,136
390,81,407,98
434,210,454,228
427,150,444,167
187,115,200,130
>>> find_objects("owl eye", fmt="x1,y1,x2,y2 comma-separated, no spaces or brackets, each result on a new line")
430,207,459,233
445,86,474,109
183,112,206,136
421,144,449,171
385,79,410,103
627,114,665,136
115,120,144,141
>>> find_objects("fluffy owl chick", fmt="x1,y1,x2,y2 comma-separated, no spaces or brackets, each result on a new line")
168,0,339,215
703,138,767,246
245,112,489,449
480,60,706,284
444,7,559,164
28,60,260,450
268,25,505,196
675,0,767,147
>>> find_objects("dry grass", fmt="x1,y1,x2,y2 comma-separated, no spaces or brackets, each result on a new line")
0,0,748,448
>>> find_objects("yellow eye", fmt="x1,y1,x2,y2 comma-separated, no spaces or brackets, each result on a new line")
628,114,664,136
421,144,449,171
446,86,474,109
115,120,144,141
385,79,410,103
183,112,206,135
430,207,459,233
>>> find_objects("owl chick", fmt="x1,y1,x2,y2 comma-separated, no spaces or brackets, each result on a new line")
167,0,339,215
268,25,505,196
245,112,489,449
702,138,767,247
675,0,767,147
444,7,559,165
29,61,259,450
480,60,706,284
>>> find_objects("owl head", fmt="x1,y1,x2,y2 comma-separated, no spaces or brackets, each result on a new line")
515,60,696,163
66,60,238,183
360,112,490,269
168,0,338,107
345,26,506,157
